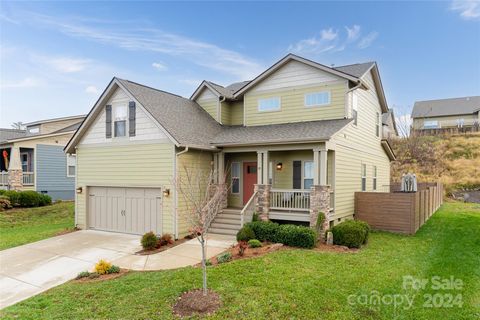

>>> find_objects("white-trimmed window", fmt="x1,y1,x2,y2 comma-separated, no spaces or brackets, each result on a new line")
305,91,330,107
67,155,76,177
423,120,439,129
372,166,377,191
258,97,281,112
361,164,367,191
376,112,380,137
352,92,358,125
28,126,40,134
303,161,314,189
114,105,127,137
231,162,240,194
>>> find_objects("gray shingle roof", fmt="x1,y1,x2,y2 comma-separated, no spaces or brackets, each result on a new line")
412,96,480,118
117,79,222,149
0,128,26,143
333,62,375,78
205,81,251,100
52,121,83,134
211,119,353,146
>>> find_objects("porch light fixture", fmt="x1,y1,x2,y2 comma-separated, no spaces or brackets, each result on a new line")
276,162,283,170
76,187,83,194
163,188,170,197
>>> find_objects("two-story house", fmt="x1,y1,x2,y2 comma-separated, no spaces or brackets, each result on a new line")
0,115,85,200
65,54,396,238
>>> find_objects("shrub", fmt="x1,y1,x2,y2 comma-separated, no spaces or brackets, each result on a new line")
141,231,158,250
17,191,43,207
248,239,262,248
75,271,91,279
236,225,256,242
331,220,370,248
95,260,112,275
107,265,120,274
216,252,232,264
0,196,12,211
205,259,212,266
3,190,20,206
252,212,260,222
88,272,100,279
38,194,52,206
355,220,371,244
159,233,174,246
275,224,317,249
0,190,6,195
247,221,279,242
316,212,326,233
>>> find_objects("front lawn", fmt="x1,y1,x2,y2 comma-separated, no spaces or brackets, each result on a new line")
2,202,479,319
0,201,75,250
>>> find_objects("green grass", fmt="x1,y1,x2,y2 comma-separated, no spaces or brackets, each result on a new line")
0,202,75,250
2,202,479,319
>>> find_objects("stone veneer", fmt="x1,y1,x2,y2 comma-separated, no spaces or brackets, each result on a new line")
8,169,23,190
254,184,271,221
309,185,331,236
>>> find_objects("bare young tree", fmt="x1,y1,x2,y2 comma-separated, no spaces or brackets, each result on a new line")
11,122,24,130
174,166,228,296
392,104,413,137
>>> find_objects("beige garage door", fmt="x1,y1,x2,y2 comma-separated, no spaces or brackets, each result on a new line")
88,187,162,235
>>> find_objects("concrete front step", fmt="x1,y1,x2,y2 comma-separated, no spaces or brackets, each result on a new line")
213,217,241,225
210,222,241,230
221,208,242,214
209,228,238,236
215,213,241,220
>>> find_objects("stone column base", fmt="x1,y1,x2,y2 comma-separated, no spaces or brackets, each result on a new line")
8,169,23,190
254,184,271,221
309,185,331,241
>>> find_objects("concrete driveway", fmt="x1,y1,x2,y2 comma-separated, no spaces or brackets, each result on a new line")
0,230,235,309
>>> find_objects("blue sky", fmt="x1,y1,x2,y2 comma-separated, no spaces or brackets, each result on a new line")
1,1,479,127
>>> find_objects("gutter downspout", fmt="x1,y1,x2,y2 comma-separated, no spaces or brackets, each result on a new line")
174,146,189,239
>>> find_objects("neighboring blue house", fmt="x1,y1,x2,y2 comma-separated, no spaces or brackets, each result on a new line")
0,115,85,200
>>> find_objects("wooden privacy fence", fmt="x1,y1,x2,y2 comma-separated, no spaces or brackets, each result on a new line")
354,182,443,234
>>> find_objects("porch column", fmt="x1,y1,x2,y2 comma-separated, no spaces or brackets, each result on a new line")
320,150,328,186
309,185,331,237
8,147,23,190
254,184,271,221
262,151,269,185
257,151,263,184
217,151,225,183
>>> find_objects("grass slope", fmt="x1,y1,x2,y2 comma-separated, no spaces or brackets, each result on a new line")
1,202,479,319
0,202,75,250
391,133,480,193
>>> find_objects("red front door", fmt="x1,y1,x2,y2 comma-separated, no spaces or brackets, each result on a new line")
243,162,257,204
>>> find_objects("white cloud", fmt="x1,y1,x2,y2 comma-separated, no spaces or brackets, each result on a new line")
85,85,100,94
152,62,167,71
289,25,379,55
288,28,339,54
30,14,263,80
358,32,379,49
1,77,44,88
450,0,480,20
42,57,91,73
345,25,361,41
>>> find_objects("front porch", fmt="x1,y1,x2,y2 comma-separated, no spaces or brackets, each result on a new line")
0,146,35,190
211,144,335,234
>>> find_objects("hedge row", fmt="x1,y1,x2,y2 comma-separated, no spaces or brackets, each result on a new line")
237,221,317,249
0,190,52,207
330,220,370,248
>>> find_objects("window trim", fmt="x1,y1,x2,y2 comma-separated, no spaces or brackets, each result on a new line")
304,91,331,108
231,162,240,194
257,97,281,112
66,155,76,178
361,164,367,191
303,160,314,190
423,120,439,129
372,165,377,191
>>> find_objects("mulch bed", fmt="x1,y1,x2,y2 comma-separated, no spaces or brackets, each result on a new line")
203,242,287,266
74,269,129,283
173,289,221,318
135,238,189,255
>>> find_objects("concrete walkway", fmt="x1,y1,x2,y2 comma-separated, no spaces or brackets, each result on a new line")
0,230,235,309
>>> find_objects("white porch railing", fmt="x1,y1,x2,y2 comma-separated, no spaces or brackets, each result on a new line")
0,171,8,186
240,191,258,227
23,172,34,186
270,189,311,212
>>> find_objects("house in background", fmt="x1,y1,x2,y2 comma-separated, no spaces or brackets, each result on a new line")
0,115,85,200
411,96,480,133
66,53,396,238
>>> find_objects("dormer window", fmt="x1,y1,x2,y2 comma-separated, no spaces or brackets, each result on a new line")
28,126,40,135
114,105,127,137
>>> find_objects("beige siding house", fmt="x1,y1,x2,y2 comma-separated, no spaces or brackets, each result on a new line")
66,54,396,238
412,96,480,133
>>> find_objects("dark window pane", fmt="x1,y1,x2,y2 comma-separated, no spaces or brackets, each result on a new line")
232,178,239,193
247,165,257,174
